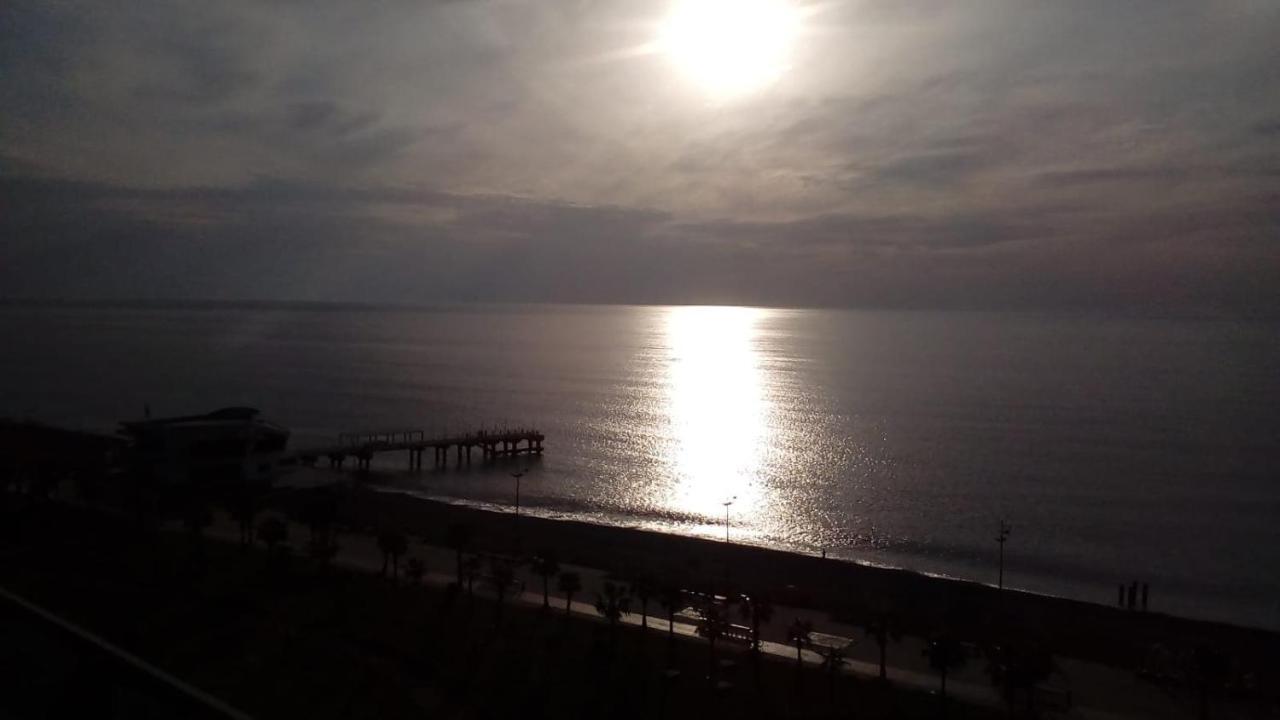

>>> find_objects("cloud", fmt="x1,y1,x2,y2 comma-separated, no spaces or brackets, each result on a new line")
4,172,1274,315
1,0,1278,313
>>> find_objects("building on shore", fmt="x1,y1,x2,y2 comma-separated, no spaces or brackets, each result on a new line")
119,407,289,487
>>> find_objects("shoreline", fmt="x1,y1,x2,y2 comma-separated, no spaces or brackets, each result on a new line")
353,475,1277,632
278,482,1280,674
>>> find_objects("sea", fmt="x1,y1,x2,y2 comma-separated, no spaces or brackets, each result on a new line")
3,302,1277,630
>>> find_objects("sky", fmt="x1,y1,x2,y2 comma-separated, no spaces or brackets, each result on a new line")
2,0,1278,313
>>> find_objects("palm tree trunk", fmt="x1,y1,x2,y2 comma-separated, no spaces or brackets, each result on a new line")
455,549,463,583
565,592,573,616
542,576,550,608
640,600,648,630
879,640,887,680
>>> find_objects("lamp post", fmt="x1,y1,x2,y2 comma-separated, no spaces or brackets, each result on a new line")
996,520,1011,590
722,497,736,543
511,469,527,517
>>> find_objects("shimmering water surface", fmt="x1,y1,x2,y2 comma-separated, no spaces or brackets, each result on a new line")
3,303,1278,628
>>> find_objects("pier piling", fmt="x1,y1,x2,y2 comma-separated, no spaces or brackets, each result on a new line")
295,426,545,473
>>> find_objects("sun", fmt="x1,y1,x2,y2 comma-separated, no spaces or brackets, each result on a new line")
659,0,800,98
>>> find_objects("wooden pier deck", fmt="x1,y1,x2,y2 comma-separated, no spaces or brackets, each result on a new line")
290,427,544,471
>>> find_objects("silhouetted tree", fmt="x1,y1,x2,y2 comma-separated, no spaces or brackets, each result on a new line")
257,516,288,557
923,633,966,709
818,644,849,700
445,523,473,584
738,592,774,654
658,586,686,644
595,581,631,641
1193,645,1230,720
488,556,517,621
462,555,482,602
377,530,408,579
630,575,655,631
308,536,339,571
557,571,582,616
406,556,425,585
696,600,730,670
300,490,338,544
530,552,560,609
787,618,814,669
985,640,1054,714
864,607,902,681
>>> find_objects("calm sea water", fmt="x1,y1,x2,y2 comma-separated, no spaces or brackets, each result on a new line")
3,303,1278,629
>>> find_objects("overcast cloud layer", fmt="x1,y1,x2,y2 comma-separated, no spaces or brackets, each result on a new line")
2,0,1278,312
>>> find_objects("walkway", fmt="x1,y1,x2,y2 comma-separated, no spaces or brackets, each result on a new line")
200,512,1206,719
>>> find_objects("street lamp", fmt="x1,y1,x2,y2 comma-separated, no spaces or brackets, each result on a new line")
996,520,1011,590
511,469,527,517
722,497,736,542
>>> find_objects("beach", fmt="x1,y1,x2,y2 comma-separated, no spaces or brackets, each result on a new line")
279,481,1280,678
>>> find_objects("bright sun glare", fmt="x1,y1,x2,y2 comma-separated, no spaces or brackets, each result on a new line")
659,0,800,97
665,306,770,536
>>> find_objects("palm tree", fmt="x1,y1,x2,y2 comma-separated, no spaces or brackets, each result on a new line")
738,592,774,654
786,618,814,668
488,557,517,621
696,600,730,669
595,581,632,644
629,575,655,631
257,516,288,557
1193,645,1230,720
557,571,582,616
864,608,902,681
406,556,426,585
818,644,849,700
228,486,260,547
308,536,339,570
530,552,560,609
445,523,473,584
300,490,338,544
377,530,408,579
462,555,482,601
923,633,966,707
658,586,686,643
985,640,1054,714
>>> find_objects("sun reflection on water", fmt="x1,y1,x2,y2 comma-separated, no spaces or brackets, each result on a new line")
663,306,772,537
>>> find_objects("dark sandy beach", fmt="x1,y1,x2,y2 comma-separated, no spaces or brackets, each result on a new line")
278,482,1279,679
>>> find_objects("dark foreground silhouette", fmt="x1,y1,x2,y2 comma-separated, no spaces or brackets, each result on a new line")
2,496,1007,719
2,418,1277,718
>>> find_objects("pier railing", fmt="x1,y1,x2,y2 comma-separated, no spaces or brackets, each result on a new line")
294,426,545,470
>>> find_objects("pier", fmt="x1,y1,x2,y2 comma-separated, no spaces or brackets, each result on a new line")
292,427,545,471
